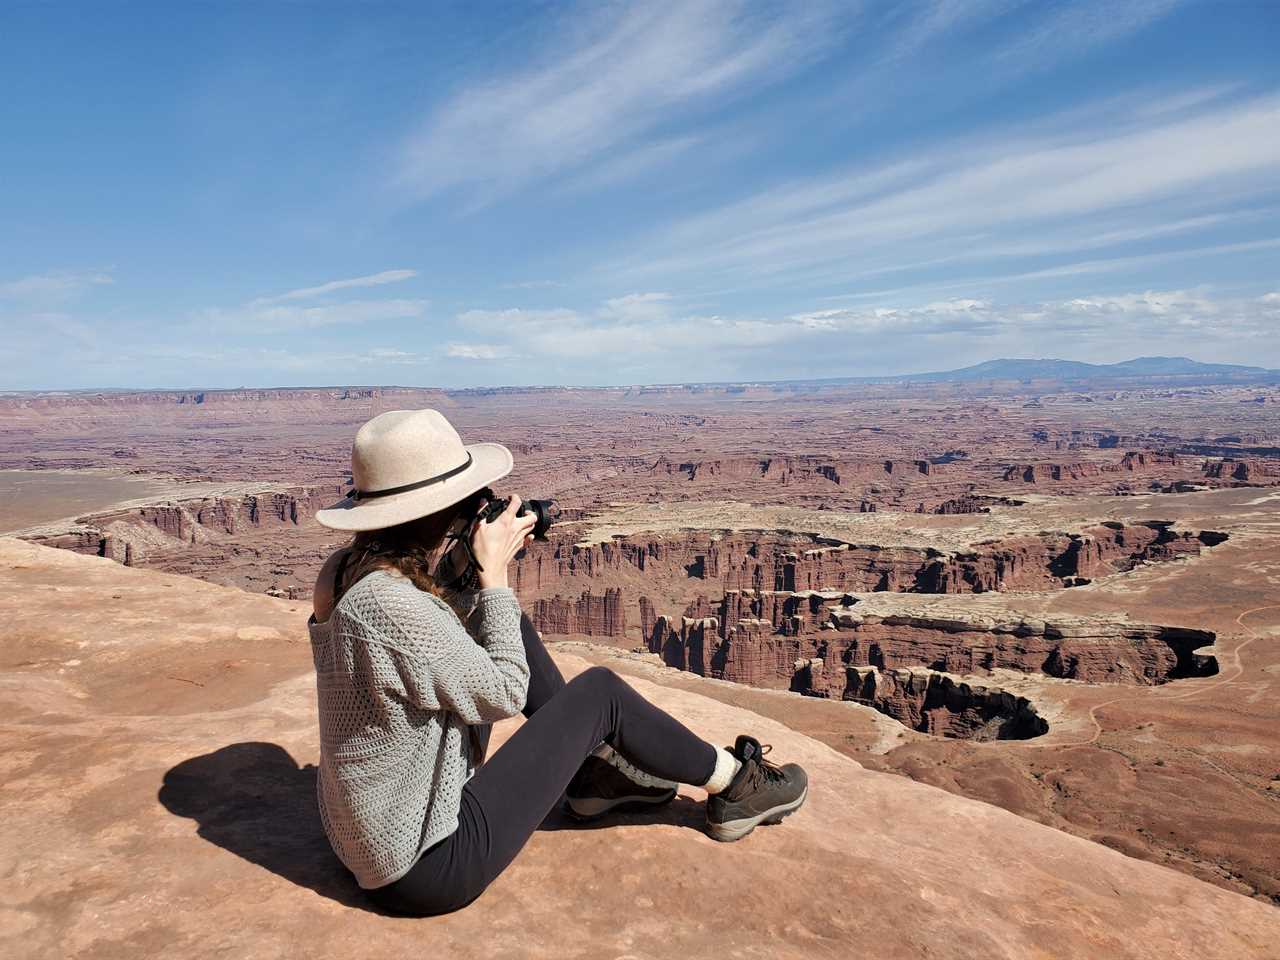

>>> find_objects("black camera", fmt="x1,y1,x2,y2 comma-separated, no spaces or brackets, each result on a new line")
474,493,559,541
434,488,559,592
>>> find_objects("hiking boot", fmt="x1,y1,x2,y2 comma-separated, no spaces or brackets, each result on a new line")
565,746,678,820
705,735,808,842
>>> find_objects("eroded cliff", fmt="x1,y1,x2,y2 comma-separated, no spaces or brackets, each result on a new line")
642,589,1217,690
793,660,1049,740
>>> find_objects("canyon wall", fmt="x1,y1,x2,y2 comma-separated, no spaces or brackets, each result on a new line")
515,521,1226,609
641,589,1218,688
648,455,939,485
1002,451,1181,483
527,588,626,637
23,485,343,565
793,659,1048,740
1203,458,1280,482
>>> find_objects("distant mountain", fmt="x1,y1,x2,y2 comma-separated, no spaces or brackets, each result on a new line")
900,356,1276,383
8,356,1277,398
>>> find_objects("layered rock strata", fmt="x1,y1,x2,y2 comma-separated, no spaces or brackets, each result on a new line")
642,590,1218,689
792,660,1049,740
528,588,625,637
516,521,1227,613
649,455,940,484
21,485,343,565
1202,458,1280,482
1002,451,1180,483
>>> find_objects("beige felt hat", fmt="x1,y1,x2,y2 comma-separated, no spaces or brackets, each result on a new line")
315,408,513,531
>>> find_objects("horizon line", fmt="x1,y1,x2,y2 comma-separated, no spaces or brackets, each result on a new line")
4,355,1279,396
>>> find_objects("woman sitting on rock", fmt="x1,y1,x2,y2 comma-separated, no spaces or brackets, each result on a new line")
308,409,808,916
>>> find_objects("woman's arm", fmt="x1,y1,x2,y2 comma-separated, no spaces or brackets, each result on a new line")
375,493,538,723
311,546,351,623
373,576,530,723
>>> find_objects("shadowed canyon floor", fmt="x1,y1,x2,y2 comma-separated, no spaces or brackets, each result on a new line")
2,539,1278,960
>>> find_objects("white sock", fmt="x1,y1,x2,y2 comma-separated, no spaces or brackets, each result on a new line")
591,742,678,790
701,747,742,795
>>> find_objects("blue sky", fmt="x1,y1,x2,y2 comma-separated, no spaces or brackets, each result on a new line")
2,0,1278,390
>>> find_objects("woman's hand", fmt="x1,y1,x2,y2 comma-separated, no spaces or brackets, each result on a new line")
470,495,537,590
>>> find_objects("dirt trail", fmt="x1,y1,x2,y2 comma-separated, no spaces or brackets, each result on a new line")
1026,603,1280,750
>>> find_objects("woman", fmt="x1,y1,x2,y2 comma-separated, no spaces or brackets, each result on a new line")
309,408,808,916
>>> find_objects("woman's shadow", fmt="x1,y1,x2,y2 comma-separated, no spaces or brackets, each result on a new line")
158,742,380,910
158,742,706,910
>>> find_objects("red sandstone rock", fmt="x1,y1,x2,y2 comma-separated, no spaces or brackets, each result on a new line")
2,538,1277,960
648,454,935,486
794,661,1048,740
527,587,625,637
23,486,343,564
1202,458,1280,482
1003,451,1181,484
515,522,1223,634
643,589,1217,688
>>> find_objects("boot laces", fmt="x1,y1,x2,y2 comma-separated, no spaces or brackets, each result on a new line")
746,743,787,789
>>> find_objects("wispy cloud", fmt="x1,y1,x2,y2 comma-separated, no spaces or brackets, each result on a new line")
87,344,434,373
458,294,836,362
13,286,1276,390
609,92,1280,291
453,287,1280,378
807,211,1266,295
791,299,1004,336
820,236,1280,302
993,0,1184,74
0,269,113,303
1133,82,1241,119
885,0,1017,61
600,291,673,323
447,342,513,361
394,1,842,202
502,279,567,291
252,269,417,304
198,270,426,333
556,135,703,195
353,347,431,365
199,298,427,334
793,289,1280,346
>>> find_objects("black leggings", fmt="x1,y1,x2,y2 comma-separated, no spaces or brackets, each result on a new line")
366,615,719,916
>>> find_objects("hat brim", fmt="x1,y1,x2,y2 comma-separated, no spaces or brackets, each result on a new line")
313,441,514,532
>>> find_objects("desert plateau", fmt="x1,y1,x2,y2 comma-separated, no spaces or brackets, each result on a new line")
3,367,1280,958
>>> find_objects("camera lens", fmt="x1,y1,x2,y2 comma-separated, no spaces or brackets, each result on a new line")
526,499,559,540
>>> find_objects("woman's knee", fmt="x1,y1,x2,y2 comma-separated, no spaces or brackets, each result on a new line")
567,665,624,697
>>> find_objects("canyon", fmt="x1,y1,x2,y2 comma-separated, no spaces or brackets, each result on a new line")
643,591,1218,688
795,662,1050,741
2,381,1278,907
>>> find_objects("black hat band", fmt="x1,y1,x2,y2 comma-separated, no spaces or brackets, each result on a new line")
348,452,474,501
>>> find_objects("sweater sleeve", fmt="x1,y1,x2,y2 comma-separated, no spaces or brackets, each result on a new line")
371,578,530,724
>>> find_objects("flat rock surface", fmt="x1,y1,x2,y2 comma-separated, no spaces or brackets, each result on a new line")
2,538,1277,959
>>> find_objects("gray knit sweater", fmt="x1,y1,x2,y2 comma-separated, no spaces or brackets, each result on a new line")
307,570,528,889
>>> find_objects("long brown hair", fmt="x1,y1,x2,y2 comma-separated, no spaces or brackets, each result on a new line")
336,507,463,610
334,494,492,762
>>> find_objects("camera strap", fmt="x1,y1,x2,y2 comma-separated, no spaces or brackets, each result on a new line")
438,514,484,592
